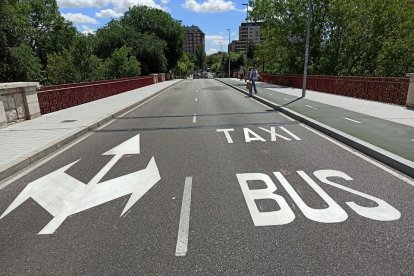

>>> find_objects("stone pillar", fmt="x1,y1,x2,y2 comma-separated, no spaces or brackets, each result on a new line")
151,74,158,84
0,82,41,124
0,101,7,128
406,73,414,109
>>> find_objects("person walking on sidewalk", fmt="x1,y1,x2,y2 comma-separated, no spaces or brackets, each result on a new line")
249,65,261,94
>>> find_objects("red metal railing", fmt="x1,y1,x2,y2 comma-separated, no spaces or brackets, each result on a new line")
261,74,409,105
37,76,156,114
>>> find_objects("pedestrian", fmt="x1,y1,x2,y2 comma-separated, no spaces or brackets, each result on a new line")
249,64,261,94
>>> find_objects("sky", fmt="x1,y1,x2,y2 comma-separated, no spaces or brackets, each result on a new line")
57,0,250,55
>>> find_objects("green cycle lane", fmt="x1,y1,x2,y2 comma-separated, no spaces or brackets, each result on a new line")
220,79,414,163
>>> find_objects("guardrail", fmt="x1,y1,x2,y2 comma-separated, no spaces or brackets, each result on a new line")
37,76,155,114
260,74,409,105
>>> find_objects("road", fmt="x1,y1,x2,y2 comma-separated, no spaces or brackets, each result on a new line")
1,79,413,275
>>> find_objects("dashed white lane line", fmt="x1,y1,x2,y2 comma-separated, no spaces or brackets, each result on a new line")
195,98,198,102
284,98,290,101
193,114,197,123
305,105,317,110
343,117,362,124
175,176,193,257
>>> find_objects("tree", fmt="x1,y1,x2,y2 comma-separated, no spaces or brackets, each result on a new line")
249,0,414,77
174,53,194,78
103,46,141,79
121,6,185,71
195,44,206,71
46,35,104,84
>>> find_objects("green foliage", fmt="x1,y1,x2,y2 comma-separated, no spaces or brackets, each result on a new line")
250,0,414,77
103,47,141,79
9,44,43,82
46,49,80,84
46,35,104,84
221,52,245,77
174,53,194,78
1,1,184,84
195,44,206,70
121,6,185,70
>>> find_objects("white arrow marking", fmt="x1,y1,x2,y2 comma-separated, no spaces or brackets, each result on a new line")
1,134,161,235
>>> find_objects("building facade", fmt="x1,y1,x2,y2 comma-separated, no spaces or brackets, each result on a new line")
184,25,205,54
228,21,263,52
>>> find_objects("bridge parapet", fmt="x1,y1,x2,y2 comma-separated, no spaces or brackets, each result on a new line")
0,82,40,127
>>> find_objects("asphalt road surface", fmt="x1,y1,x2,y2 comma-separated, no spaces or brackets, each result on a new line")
1,79,413,275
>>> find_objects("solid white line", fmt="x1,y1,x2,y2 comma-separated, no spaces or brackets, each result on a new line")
193,114,197,123
195,98,198,102
343,117,362,124
175,176,193,257
305,105,317,110
300,123,414,187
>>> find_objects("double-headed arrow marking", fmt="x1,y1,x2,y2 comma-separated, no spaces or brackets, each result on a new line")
0,134,161,235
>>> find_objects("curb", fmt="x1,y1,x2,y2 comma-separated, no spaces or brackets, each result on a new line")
0,80,182,182
217,78,414,179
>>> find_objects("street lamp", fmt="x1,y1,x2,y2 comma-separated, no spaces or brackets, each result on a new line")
302,0,313,98
226,28,231,79
242,3,249,22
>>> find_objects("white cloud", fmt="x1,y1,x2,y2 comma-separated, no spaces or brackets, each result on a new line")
59,0,164,13
182,0,236,13
205,35,228,46
160,0,169,3
207,48,218,54
58,0,111,8
62,13,98,24
81,25,96,34
96,9,123,18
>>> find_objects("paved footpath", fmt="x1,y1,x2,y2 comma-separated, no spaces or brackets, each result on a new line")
219,78,414,178
0,80,182,182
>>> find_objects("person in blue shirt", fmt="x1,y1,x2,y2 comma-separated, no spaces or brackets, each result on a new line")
249,65,261,94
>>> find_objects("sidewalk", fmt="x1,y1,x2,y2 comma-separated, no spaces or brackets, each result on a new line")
219,78,414,178
0,80,181,182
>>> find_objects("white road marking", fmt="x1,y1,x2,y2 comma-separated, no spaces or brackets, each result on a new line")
300,124,414,187
412,139,414,142
175,176,193,256
195,98,198,102
284,98,290,101
193,114,197,123
217,129,234,143
280,127,302,140
343,117,362,124
0,135,162,234
305,105,317,110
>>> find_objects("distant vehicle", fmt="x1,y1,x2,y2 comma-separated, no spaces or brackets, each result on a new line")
193,73,200,79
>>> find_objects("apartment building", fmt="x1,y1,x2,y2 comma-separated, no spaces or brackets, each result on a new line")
228,21,263,52
184,25,205,54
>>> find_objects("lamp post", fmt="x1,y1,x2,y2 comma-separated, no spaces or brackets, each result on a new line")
302,0,313,98
242,3,249,22
226,28,231,79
